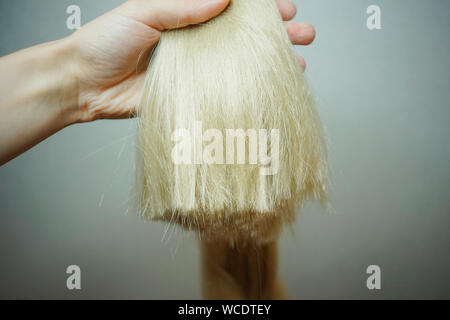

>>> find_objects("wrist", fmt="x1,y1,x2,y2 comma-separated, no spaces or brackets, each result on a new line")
13,37,84,128
46,36,82,127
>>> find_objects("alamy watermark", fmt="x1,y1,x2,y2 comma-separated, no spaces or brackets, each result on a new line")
367,5,382,30
171,121,280,176
366,265,381,290
66,265,81,290
66,5,81,30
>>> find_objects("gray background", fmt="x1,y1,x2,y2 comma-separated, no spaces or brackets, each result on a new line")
0,0,449,299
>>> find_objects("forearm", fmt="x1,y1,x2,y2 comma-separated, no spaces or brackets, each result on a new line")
0,38,80,165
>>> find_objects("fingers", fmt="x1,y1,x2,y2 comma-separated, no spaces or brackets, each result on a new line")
274,1,316,46
275,0,297,21
275,1,311,71
124,0,231,31
124,0,310,71
297,56,306,71
285,22,315,45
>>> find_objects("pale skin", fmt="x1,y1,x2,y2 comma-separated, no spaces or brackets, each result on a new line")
0,0,315,166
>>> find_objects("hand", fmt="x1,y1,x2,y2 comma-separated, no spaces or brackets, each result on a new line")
0,0,315,165
70,0,316,122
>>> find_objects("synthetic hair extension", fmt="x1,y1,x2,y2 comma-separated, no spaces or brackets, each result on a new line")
137,0,327,299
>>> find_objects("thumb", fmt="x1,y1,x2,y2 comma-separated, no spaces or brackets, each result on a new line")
123,0,231,31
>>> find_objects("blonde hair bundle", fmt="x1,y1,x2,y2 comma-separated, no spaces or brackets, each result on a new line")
137,0,327,299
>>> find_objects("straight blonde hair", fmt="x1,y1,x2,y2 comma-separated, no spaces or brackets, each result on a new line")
137,0,327,298
138,0,326,242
